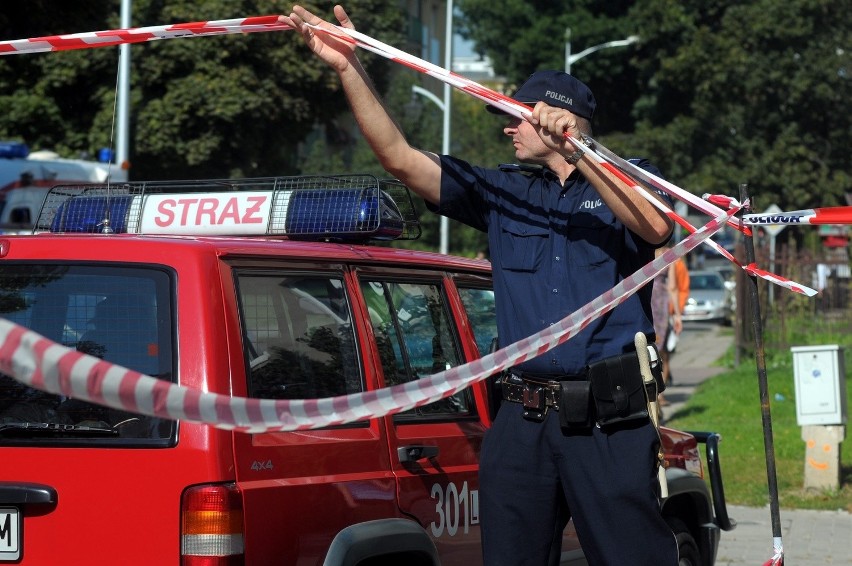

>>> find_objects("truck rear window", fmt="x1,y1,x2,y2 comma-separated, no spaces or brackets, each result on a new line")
0,264,176,446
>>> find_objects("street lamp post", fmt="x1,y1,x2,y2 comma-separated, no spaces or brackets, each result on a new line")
409,0,452,255
410,85,451,255
564,27,639,75
116,0,132,173
438,0,453,255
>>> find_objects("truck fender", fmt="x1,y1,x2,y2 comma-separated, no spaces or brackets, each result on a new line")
663,467,715,523
323,518,440,566
663,467,719,566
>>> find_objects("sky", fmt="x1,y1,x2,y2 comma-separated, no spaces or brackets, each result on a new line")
454,34,476,57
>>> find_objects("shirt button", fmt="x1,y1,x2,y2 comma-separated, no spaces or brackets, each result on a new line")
555,256,560,261
552,288,558,293
551,359,558,365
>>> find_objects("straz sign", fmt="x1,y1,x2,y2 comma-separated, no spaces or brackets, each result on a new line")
139,192,275,235
0,508,20,561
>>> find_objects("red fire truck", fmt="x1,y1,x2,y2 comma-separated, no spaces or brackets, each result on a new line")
0,175,732,565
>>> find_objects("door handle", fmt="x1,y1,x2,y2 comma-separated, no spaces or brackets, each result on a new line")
398,445,439,463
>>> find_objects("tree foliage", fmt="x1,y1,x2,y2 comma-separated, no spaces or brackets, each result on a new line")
455,0,641,134
459,0,850,212
0,0,847,256
0,0,403,179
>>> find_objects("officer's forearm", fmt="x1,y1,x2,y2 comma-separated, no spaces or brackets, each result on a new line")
574,156,672,244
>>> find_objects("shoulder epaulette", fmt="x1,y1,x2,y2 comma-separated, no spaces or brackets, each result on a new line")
498,163,546,176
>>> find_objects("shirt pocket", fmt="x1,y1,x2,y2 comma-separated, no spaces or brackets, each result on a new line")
498,220,549,272
567,212,616,269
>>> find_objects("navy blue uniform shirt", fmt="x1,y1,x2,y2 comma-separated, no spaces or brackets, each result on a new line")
433,155,671,375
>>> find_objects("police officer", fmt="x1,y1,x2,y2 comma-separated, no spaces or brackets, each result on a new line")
288,5,679,564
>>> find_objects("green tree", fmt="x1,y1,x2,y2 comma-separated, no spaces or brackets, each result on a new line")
0,0,120,155
628,0,850,210
457,0,851,212
0,0,403,179
456,0,641,134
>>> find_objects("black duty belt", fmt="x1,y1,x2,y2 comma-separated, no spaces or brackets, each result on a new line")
500,371,586,420
500,369,585,411
500,348,663,426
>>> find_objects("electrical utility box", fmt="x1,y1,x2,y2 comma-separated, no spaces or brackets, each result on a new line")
791,345,848,426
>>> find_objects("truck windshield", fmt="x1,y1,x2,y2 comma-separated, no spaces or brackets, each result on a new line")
0,264,175,446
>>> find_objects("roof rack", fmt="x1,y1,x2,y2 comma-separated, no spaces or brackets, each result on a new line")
34,174,421,241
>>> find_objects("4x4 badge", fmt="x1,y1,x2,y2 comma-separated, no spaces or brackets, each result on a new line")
251,460,273,471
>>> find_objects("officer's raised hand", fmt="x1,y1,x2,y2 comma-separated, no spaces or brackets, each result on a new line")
288,5,357,73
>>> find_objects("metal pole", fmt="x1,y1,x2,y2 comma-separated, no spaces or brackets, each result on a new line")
439,0,453,255
564,27,572,74
116,0,131,174
768,234,777,304
740,183,785,561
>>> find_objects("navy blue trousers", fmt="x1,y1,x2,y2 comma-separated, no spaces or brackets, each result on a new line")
479,402,679,565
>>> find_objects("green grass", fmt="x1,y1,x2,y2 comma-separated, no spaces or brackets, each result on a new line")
666,346,852,512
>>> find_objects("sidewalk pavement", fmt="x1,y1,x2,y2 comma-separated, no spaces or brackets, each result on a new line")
661,321,731,419
717,505,852,565
663,323,852,566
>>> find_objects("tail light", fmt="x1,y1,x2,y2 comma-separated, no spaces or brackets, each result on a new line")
660,426,705,478
181,483,245,566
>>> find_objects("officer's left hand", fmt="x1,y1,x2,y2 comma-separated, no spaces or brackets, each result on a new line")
529,102,581,154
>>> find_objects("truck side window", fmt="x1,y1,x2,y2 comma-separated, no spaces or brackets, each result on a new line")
457,286,500,419
456,287,498,356
360,279,472,419
237,273,361,401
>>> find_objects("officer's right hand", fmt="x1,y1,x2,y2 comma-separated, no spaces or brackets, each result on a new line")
531,102,582,155
288,5,358,73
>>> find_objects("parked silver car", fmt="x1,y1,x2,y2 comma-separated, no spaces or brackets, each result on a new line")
683,270,732,323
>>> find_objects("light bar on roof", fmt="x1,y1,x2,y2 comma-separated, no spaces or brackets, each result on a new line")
41,175,418,241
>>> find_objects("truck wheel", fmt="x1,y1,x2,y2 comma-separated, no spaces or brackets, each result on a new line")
667,518,701,566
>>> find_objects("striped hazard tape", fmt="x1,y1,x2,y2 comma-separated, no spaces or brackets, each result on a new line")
0,208,733,433
0,16,289,55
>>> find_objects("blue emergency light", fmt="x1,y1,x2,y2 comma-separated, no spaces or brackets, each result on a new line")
50,195,134,233
285,187,404,240
0,141,30,159
97,148,116,164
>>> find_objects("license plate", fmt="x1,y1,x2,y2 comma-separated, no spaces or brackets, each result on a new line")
0,507,20,561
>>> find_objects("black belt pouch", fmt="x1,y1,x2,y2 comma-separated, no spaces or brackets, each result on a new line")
588,351,649,427
559,380,592,429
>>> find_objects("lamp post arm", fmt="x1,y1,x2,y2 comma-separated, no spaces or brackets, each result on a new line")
411,85,446,112
566,35,639,74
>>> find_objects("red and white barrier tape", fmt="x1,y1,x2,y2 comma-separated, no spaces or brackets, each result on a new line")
303,23,816,297
0,16,289,55
743,206,852,226
587,141,748,235
1,14,845,240
0,208,733,433
762,538,784,566
304,24,740,224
